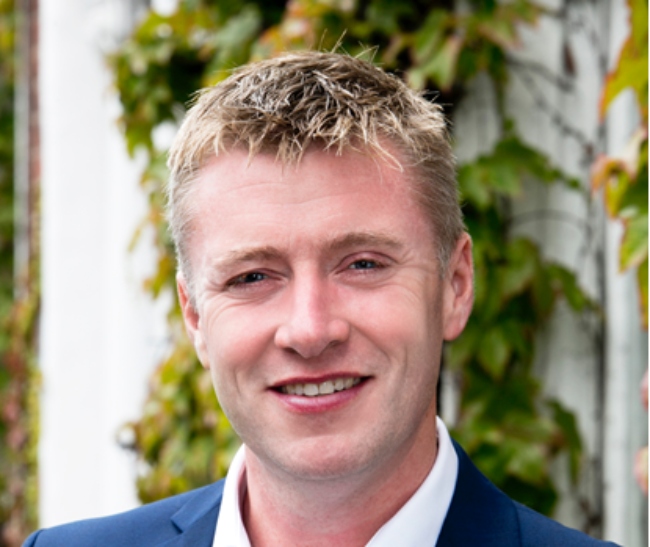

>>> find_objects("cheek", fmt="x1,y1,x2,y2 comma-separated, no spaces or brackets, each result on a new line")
349,283,441,346
201,305,276,387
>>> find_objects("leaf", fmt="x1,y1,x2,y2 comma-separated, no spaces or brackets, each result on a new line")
620,213,648,270
208,6,262,71
406,66,427,91
592,129,647,218
637,257,648,329
478,262,506,321
488,161,521,196
476,17,518,50
478,325,511,380
493,136,560,185
505,442,547,484
547,264,590,312
547,400,583,484
500,238,538,299
458,163,492,210
419,34,463,91
531,266,555,320
366,0,414,35
412,9,449,64
446,320,481,369
604,170,631,218
591,154,622,193
600,0,648,121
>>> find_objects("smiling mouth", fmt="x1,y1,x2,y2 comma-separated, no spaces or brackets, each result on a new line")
279,377,363,397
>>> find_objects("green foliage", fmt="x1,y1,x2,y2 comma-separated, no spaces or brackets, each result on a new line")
593,0,648,328
129,339,239,502
0,0,14,336
0,280,40,547
111,0,596,516
450,132,594,510
0,1,39,545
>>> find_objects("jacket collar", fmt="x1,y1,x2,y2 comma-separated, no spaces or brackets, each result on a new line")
436,441,521,546
160,481,225,547
159,441,522,547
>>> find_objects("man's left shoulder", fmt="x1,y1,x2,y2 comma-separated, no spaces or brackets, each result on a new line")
444,439,621,547
515,502,619,547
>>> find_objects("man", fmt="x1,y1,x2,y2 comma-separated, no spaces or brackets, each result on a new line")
25,52,618,546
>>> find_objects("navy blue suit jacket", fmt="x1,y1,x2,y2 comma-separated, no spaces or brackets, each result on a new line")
23,442,620,546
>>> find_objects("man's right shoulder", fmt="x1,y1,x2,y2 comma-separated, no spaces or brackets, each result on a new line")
22,480,225,547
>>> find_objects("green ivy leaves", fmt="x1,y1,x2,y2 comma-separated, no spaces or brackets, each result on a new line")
448,129,595,510
460,134,581,211
129,340,240,502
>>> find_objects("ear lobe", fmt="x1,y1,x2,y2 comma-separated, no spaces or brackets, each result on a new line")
177,273,210,368
442,233,474,341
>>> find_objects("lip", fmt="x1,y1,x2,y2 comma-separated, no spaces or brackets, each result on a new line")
269,374,369,414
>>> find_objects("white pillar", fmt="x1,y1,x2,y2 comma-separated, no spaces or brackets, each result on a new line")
38,0,168,526
599,1,649,544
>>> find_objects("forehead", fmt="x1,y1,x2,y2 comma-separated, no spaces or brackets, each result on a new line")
191,142,424,207
183,146,436,268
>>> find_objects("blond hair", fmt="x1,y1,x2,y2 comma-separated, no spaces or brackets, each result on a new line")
167,51,464,283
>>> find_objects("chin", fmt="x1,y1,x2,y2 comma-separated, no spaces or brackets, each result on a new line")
263,437,387,483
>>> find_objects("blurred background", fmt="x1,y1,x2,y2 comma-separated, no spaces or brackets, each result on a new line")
0,0,647,545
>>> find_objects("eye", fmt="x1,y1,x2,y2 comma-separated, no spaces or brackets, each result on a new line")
227,271,268,287
348,259,380,270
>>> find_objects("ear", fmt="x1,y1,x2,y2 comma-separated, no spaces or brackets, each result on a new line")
442,233,474,341
177,273,210,368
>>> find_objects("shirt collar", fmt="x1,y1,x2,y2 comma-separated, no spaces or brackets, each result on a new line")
366,417,458,546
213,417,458,547
213,444,250,547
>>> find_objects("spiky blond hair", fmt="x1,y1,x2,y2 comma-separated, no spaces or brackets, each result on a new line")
167,51,464,282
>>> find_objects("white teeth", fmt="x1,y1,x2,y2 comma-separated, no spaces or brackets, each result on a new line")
320,381,334,395
281,377,361,397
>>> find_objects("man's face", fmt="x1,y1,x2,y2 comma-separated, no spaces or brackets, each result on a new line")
178,146,473,483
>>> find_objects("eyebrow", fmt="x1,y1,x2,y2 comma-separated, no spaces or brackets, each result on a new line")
211,231,404,273
212,247,283,271
324,231,404,254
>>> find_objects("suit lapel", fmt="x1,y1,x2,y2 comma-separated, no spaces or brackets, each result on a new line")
159,480,225,547
157,443,523,547
436,441,521,547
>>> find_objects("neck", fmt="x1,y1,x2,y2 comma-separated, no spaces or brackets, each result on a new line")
242,417,438,547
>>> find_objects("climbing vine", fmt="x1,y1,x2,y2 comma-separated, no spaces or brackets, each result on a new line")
0,1,39,546
112,0,601,518
592,0,647,328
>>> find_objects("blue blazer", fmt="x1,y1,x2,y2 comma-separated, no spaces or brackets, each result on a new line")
23,442,620,546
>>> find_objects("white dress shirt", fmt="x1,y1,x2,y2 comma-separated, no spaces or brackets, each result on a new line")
213,417,458,546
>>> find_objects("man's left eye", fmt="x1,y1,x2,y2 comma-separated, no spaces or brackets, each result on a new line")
349,259,379,270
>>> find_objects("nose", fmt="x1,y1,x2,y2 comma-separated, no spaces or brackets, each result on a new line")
274,274,350,359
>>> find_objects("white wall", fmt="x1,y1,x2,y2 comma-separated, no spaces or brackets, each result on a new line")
38,0,169,527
